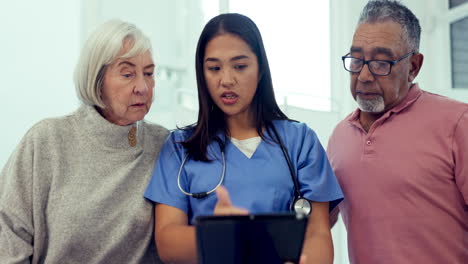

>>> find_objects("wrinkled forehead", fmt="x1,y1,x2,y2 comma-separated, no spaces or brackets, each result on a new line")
351,22,407,57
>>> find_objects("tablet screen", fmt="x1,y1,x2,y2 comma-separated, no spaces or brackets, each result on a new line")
195,213,307,264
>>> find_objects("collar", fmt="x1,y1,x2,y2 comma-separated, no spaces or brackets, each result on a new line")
76,104,143,149
347,83,423,128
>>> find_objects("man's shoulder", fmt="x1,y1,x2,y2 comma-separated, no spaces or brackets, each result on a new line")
417,90,468,121
420,90,468,109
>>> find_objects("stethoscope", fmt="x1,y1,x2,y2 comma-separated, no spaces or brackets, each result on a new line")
177,125,312,216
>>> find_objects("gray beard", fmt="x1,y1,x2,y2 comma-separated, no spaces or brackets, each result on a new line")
356,95,385,113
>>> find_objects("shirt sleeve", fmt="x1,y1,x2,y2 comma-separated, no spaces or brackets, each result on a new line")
144,131,190,213
453,107,468,205
294,124,344,212
0,134,35,263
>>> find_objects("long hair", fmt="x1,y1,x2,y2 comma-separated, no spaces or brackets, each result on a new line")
182,13,289,161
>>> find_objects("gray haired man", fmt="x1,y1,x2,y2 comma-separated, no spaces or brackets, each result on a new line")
327,1,468,263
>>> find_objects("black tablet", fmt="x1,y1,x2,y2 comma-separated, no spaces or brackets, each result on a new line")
195,213,308,264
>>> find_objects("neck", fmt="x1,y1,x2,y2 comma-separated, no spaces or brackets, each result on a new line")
96,106,133,126
359,111,383,132
226,111,259,140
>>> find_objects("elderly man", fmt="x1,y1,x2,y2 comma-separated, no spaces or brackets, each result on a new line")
327,0,468,263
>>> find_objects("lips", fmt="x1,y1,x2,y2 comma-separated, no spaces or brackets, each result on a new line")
356,91,382,99
131,102,146,107
221,92,238,105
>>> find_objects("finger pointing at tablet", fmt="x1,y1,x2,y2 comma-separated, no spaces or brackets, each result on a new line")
214,186,249,215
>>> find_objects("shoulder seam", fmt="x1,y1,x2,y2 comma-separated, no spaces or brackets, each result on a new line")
450,106,468,163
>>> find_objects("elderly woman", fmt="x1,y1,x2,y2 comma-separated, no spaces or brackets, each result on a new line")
0,20,168,263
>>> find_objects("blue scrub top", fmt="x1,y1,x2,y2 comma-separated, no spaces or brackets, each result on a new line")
145,120,343,224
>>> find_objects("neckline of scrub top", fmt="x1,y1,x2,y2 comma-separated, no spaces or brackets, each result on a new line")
230,136,262,159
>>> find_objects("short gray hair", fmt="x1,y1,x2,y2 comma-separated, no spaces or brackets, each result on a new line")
358,0,421,52
74,19,152,108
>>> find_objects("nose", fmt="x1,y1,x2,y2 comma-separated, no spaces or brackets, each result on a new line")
220,69,235,87
134,74,149,95
357,64,375,83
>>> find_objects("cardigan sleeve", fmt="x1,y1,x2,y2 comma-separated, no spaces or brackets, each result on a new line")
0,131,35,263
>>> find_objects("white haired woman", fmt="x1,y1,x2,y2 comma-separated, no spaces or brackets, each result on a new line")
0,20,168,263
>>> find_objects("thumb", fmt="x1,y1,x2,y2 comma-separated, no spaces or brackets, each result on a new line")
215,186,232,207
299,254,307,264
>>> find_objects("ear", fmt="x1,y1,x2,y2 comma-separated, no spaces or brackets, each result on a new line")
408,53,424,82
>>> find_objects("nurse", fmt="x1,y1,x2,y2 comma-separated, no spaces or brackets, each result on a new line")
145,13,343,264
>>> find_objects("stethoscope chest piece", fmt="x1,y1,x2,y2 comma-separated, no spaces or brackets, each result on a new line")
293,197,312,216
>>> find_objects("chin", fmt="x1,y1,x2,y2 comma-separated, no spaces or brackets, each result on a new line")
220,107,239,116
357,96,385,113
129,114,146,123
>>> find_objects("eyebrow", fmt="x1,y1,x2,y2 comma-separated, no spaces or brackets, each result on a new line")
350,46,395,58
204,55,250,63
350,47,363,54
144,64,155,70
230,55,249,61
373,47,395,58
118,61,136,67
117,61,155,69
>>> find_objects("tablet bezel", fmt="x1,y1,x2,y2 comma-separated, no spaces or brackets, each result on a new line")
195,213,308,264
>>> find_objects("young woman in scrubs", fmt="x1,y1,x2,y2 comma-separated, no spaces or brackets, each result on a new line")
145,13,343,264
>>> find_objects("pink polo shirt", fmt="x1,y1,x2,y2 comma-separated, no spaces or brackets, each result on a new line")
327,84,468,264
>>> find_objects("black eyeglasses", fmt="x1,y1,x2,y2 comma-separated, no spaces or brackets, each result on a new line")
341,51,414,76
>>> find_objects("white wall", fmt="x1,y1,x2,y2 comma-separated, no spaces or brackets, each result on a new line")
0,0,80,167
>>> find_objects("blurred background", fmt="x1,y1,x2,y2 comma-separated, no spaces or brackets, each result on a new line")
1,0,467,263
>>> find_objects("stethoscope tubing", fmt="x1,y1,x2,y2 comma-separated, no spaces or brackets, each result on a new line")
177,151,226,199
269,125,302,199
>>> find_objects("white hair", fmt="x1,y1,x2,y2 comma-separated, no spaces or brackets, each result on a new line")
74,19,152,108
358,0,421,52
